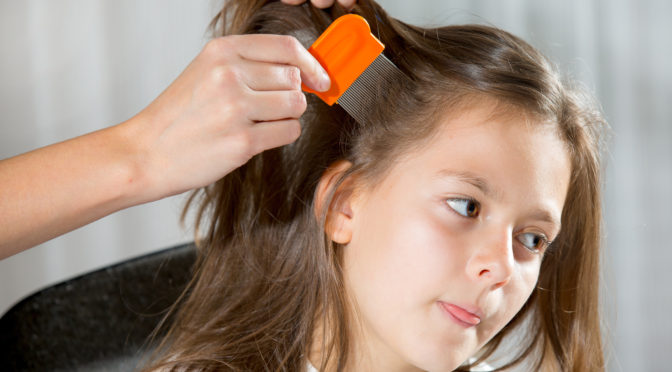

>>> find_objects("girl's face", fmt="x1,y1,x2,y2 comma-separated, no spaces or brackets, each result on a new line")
331,104,571,371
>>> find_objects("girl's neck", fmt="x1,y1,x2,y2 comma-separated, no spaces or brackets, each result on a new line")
308,315,423,372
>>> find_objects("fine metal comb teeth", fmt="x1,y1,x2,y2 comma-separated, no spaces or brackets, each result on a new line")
301,14,409,125
336,52,407,125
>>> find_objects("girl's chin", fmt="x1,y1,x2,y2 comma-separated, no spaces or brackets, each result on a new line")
400,347,474,372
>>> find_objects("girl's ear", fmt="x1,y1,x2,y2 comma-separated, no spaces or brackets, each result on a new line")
314,160,358,244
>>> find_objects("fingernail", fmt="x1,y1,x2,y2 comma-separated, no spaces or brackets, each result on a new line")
318,69,331,91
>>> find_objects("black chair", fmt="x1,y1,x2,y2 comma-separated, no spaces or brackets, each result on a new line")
0,242,197,372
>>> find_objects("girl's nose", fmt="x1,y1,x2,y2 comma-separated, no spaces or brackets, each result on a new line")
465,226,515,290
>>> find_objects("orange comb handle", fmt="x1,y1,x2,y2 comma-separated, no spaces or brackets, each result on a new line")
301,14,384,106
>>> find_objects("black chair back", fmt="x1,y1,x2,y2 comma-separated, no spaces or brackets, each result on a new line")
0,243,196,371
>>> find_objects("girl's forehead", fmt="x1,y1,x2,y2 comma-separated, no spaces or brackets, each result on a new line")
374,104,570,203
423,104,561,158
431,95,556,134
355,101,569,207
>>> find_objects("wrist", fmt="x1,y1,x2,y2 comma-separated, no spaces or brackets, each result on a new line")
112,114,163,205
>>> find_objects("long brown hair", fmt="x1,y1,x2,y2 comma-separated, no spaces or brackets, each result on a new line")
140,1,608,371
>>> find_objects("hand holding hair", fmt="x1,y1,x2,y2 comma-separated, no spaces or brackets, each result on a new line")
0,32,330,259
131,33,331,199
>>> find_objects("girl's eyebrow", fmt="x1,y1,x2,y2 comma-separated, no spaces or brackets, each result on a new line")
527,209,562,232
433,169,502,201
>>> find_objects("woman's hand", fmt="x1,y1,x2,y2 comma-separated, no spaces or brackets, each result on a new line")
125,34,331,200
0,34,330,258
281,0,357,10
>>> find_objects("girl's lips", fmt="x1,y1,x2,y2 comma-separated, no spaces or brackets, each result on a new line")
438,302,482,327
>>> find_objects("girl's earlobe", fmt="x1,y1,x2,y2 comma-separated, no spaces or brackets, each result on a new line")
314,160,356,244
325,187,354,244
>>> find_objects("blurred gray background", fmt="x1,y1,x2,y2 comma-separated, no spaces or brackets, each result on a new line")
1,1,670,371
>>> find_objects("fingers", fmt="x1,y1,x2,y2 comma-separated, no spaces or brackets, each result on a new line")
230,34,330,92
242,61,302,91
336,0,357,9
246,90,307,122
248,119,303,153
281,0,357,10
309,0,334,8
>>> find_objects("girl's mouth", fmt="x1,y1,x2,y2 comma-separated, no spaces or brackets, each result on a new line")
438,302,482,327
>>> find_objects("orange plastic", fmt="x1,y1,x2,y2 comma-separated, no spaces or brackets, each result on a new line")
301,14,384,105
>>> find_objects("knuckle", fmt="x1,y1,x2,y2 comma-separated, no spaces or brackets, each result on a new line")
217,91,249,119
232,130,256,158
285,67,302,89
281,35,302,59
210,65,238,87
226,98,249,118
203,37,230,58
288,91,307,114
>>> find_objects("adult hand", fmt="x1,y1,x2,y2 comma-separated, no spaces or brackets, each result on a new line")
0,34,330,259
281,0,357,10
128,34,331,201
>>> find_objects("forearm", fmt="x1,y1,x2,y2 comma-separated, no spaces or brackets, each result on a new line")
0,31,331,260
0,118,151,259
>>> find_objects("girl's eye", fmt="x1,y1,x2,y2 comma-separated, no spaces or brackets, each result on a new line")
516,232,550,253
446,198,480,218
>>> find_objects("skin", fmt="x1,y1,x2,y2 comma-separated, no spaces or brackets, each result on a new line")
0,0,359,259
281,0,358,10
0,33,330,259
314,102,571,371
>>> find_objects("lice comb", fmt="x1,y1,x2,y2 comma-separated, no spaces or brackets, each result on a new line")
302,14,405,125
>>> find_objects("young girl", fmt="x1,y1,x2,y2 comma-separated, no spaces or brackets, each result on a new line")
142,0,607,370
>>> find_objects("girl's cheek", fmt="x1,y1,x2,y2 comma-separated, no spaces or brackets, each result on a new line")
411,209,469,268
428,201,472,246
